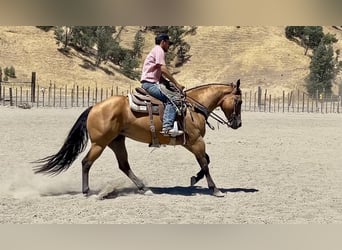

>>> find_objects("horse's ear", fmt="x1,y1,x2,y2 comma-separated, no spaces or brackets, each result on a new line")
236,79,240,88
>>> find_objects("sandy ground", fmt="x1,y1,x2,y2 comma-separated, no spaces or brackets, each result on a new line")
1,106,342,224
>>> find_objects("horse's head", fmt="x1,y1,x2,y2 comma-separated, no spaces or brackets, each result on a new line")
220,79,242,129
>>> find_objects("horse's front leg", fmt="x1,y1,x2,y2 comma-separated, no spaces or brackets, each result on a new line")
185,139,224,197
190,153,210,186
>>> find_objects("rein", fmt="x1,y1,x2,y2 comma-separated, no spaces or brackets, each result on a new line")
185,95,231,129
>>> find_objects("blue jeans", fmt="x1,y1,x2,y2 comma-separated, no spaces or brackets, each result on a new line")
142,81,176,129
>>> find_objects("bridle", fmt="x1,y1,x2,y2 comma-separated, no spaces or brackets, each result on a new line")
224,94,242,126
186,93,241,129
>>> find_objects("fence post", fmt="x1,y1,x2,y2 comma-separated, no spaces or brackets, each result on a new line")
315,90,319,113
264,89,267,112
71,88,74,107
278,97,280,112
269,94,271,112
36,85,39,108
244,92,247,111
254,92,256,112
9,87,13,106
31,72,36,103
82,86,85,107
20,86,23,105
2,87,5,105
257,86,262,111
42,87,45,107
48,84,51,107
59,88,62,107
249,90,252,111
297,89,300,112
15,88,18,106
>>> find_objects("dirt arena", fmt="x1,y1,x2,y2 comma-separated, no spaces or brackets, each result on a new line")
1,106,342,224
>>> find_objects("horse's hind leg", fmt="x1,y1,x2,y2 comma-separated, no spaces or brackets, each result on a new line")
108,135,147,192
82,143,105,195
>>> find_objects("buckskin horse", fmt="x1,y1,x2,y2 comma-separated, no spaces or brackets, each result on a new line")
33,79,242,197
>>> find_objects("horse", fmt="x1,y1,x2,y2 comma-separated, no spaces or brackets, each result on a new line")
33,79,242,197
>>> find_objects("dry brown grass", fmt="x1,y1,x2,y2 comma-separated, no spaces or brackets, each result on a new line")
1,26,341,97
0,26,139,91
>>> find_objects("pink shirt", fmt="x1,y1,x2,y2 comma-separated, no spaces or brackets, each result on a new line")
140,45,166,83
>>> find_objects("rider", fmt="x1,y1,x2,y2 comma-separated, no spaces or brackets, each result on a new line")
140,34,185,136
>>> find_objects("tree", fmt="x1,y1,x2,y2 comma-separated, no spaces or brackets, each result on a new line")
54,26,72,50
132,30,145,59
306,41,335,96
121,52,139,80
95,26,117,66
285,26,304,40
71,26,98,51
285,26,324,55
4,66,16,78
302,26,324,55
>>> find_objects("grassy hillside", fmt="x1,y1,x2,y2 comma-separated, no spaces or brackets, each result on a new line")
1,26,341,96
0,26,139,91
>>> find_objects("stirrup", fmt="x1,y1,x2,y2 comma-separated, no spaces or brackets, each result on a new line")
160,128,183,137
168,128,184,137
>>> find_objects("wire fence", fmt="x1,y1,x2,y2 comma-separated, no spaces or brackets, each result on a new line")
0,72,134,108
1,74,342,114
243,87,342,113
0,83,133,108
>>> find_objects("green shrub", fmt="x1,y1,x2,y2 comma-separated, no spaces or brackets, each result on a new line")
4,66,16,78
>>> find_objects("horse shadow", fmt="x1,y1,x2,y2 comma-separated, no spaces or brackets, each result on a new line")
102,186,258,199
150,186,258,196
39,186,258,199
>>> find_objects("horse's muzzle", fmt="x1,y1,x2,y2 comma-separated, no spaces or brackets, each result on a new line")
228,115,242,129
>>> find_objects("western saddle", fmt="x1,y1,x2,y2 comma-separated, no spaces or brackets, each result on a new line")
128,87,185,147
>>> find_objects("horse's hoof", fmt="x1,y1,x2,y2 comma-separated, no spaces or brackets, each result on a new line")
190,176,196,186
138,188,153,196
143,189,154,196
213,189,225,197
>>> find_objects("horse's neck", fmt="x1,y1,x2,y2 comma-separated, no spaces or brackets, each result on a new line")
187,85,232,112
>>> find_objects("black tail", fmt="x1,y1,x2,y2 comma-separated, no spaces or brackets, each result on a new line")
33,107,93,176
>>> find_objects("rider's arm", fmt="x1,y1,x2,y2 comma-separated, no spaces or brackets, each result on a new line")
161,65,185,91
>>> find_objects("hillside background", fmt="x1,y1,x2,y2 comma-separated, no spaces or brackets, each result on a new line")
1,26,342,97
